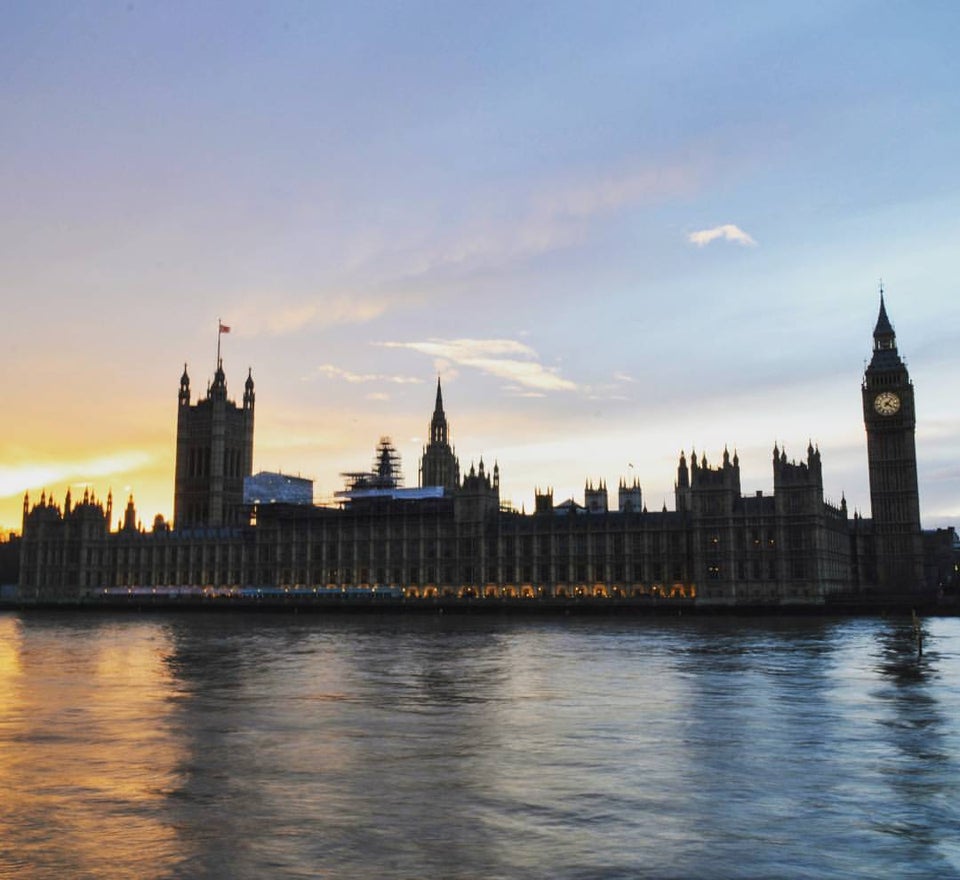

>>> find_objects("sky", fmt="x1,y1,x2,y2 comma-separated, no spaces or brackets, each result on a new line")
2,0,958,534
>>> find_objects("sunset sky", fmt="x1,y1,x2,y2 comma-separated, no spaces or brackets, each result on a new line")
2,1,958,534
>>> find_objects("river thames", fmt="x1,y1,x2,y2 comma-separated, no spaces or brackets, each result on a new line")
0,611,958,879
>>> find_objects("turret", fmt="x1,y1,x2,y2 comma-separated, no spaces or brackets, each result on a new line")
244,367,255,410
535,487,554,514
210,359,227,401
123,495,137,532
585,479,608,513
179,364,191,406
619,477,642,513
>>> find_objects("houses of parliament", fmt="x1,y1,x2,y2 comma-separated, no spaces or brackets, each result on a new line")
16,299,957,603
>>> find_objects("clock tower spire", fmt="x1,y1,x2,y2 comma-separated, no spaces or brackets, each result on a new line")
861,288,923,592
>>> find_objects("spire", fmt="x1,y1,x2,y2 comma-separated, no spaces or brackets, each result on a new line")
179,363,191,406
873,284,896,351
429,376,449,446
420,377,458,491
244,367,255,409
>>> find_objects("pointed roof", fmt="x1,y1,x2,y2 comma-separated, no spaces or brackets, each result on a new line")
873,290,895,340
867,286,907,371
434,375,444,414
211,358,227,393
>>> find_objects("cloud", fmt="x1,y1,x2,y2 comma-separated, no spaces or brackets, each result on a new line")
504,387,547,399
235,295,391,337
687,224,757,247
309,365,424,385
380,338,577,392
537,163,700,221
370,159,704,287
0,451,154,498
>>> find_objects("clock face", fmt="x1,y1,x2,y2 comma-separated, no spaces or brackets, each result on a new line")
874,391,901,416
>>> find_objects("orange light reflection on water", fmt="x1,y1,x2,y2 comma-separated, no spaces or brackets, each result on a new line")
0,616,184,879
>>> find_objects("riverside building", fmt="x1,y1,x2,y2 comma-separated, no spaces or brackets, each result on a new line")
17,299,955,603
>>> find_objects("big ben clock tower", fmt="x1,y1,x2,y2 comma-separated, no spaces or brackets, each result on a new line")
862,290,924,592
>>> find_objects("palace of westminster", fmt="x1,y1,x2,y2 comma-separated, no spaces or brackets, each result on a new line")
16,299,958,603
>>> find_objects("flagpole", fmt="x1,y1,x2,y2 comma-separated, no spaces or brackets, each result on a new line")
217,318,221,366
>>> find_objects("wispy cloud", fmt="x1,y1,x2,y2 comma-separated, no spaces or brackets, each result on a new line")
0,451,154,498
374,159,704,286
309,365,424,385
381,338,577,392
687,224,757,247
504,387,547,399
235,295,391,337
537,163,700,221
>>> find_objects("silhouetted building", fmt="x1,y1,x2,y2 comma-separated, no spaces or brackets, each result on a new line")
860,292,924,592
17,295,953,603
174,360,254,527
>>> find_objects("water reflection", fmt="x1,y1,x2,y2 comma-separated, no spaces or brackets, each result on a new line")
1,612,959,879
0,613,181,879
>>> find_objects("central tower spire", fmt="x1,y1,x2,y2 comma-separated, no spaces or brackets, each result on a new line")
420,377,459,491
430,376,448,446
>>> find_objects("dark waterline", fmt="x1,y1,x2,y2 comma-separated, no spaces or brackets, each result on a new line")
1,612,958,879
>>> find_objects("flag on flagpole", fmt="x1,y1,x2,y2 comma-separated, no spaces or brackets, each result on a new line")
219,323,231,334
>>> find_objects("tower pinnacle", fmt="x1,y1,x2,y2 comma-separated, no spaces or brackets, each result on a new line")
420,377,459,491
873,287,896,351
